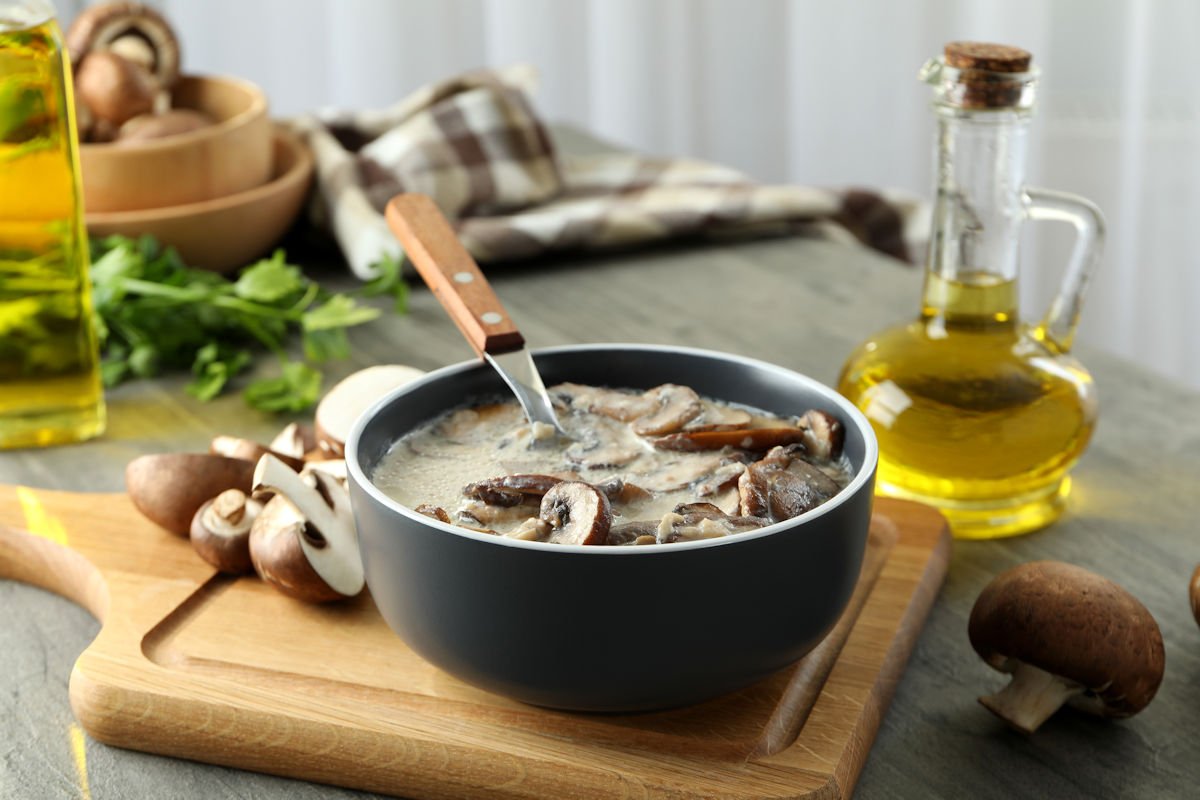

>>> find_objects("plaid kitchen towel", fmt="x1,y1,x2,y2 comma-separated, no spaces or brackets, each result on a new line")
290,65,914,279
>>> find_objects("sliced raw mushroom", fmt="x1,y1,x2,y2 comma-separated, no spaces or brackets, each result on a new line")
315,365,426,457
798,409,845,461
270,422,317,461
189,489,261,575
969,561,1165,734
463,474,562,507
211,434,306,471
126,452,255,536
552,383,657,421
250,455,364,603
632,384,703,436
539,482,612,546
301,459,348,489
651,427,806,452
682,402,753,432
66,2,182,90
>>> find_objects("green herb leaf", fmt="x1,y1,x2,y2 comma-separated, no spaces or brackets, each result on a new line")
302,294,380,331
360,252,410,313
243,361,323,412
234,250,305,303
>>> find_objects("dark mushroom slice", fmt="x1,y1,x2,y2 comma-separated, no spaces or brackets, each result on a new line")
798,409,845,460
539,481,612,546
651,427,807,453
463,474,563,507
673,502,729,517
696,461,747,496
552,383,658,421
632,384,703,436
738,446,841,522
593,477,653,506
459,500,540,526
415,504,452,524
657,510,768,543
608,520,660,545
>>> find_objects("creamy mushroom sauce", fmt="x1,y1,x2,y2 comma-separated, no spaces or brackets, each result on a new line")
371,383,853,545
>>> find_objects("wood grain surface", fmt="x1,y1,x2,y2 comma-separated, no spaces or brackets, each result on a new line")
0,484,948,799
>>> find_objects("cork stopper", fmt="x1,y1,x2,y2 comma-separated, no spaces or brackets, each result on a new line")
939,41,1034,109
944,42,1032,73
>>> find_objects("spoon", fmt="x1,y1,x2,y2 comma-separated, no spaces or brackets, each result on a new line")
385,193,570,439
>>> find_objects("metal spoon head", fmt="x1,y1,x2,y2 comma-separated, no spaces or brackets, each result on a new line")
484,350,572,442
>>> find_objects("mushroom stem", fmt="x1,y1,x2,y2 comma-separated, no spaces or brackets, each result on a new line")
979,661,1084,734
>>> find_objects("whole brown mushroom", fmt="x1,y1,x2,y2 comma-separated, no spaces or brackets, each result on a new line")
969,561,1165,734
125,452,255,536
1190,564,1200,627
66,2,181,90
74,50,157,128
190,489,260,575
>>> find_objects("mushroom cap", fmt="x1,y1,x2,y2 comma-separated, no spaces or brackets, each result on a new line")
74,50,157,127
969,561,1165,717
66,2,181,88
1190,564,1200,628
189,489,258,575
125,452,255,536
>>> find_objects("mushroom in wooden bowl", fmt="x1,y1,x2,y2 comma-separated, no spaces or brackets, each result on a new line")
69,2,273,213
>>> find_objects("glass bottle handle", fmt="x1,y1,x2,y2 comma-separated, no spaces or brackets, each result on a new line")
1022,187,1106,352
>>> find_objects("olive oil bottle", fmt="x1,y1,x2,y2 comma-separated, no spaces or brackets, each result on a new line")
838,43,1103,539
0,3,104,448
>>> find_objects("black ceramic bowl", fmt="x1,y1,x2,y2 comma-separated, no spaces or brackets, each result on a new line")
346,344,877,712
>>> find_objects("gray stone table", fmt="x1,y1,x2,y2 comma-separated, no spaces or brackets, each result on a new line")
3,230,1199,799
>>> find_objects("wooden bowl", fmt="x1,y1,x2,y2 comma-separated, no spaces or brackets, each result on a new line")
80,75,272,213
87,127,314,272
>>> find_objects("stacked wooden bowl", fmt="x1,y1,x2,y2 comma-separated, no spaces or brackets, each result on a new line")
83,76,313,272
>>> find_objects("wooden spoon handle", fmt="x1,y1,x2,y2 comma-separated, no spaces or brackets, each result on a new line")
385,193,524,357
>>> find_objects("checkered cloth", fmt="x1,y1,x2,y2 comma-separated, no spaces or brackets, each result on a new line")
290,65,914,279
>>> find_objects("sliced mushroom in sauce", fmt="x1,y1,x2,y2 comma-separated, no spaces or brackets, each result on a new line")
372,382,853,546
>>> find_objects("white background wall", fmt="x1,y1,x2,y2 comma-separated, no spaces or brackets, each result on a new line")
61,0,1200,391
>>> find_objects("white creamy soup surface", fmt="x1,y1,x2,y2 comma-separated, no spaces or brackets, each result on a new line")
371,382,852,546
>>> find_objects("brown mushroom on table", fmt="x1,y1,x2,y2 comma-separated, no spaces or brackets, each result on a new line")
969,561,1165,734
189,489,261,575
250,454,364,603
539,481,612,545
125,452,255,536
1191,564,1200,627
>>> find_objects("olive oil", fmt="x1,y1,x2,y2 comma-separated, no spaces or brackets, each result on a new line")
838,272,1097,538
0,13,104,448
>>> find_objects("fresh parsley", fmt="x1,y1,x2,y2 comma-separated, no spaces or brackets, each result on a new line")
89,235,407,412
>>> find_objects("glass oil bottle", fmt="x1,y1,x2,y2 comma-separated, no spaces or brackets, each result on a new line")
0,0,105,448
838,43,1104,539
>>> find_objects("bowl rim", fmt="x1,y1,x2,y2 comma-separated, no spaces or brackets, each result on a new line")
78,73,268,154
85,125,312,224
346,343,879,556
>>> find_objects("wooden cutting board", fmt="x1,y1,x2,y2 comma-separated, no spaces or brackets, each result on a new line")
0,484,949,799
